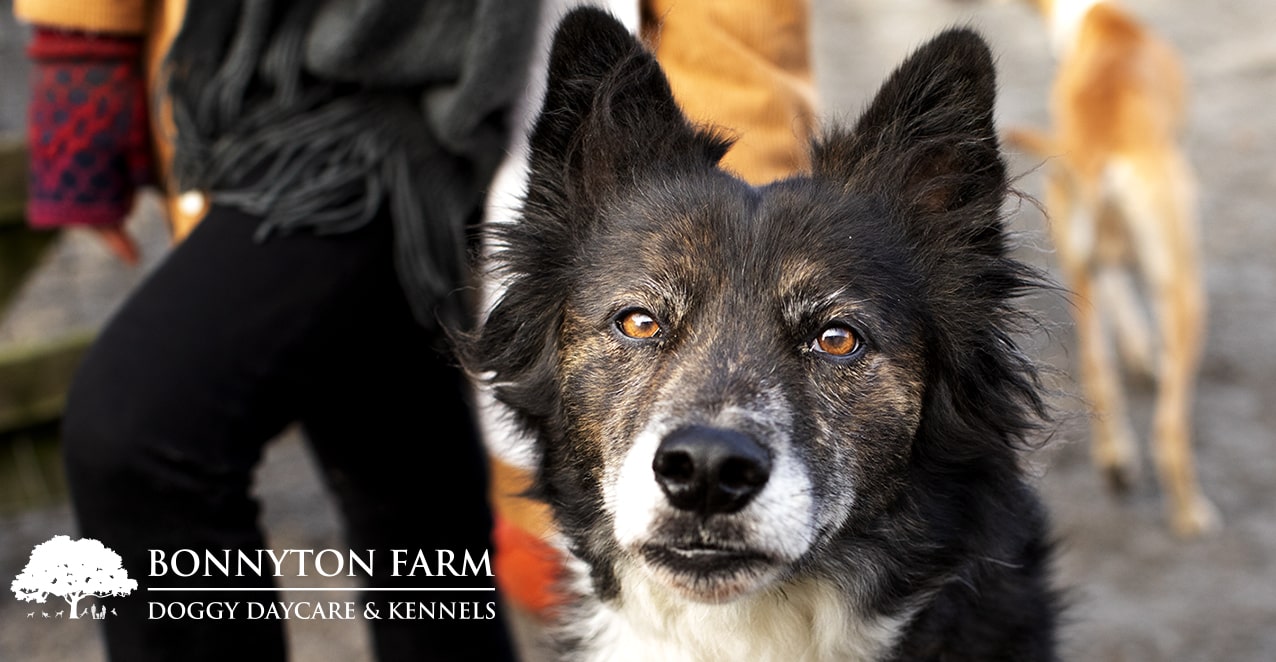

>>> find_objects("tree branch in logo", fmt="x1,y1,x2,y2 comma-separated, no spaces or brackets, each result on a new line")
11,536,137,619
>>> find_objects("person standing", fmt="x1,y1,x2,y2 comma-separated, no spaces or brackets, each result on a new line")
15,1,541,660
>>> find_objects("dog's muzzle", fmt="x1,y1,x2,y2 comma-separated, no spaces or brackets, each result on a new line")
611,416,813,602
653,425,772,516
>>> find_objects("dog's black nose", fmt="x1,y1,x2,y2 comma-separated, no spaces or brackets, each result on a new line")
653,426,771,516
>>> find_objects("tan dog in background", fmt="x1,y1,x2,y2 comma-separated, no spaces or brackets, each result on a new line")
1007,0,1218,536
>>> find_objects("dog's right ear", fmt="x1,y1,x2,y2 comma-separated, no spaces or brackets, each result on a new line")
527,7,731,212
472,9,731,431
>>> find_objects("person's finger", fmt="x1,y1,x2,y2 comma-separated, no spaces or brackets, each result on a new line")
95,227,140,266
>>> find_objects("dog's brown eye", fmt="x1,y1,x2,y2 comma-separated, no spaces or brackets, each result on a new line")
618,309,661,340
814,324,861,357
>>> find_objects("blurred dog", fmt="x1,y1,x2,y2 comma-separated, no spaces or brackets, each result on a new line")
1006,0,1217,536
471,8,1059,660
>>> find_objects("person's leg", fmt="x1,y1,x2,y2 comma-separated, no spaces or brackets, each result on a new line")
62,205,402,661
296,252,516,661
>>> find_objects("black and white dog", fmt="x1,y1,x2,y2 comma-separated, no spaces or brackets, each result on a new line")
470,8,1060,660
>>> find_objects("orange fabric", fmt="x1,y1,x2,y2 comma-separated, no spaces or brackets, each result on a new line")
644,0,815,184
14,0,148,35
489,456,555,539
488,456,563,616
493,515,566,617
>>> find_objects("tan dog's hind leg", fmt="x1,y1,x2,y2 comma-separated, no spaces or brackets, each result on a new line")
1047,171,1141,491
1097,266,1157,381
1114,153,1219,536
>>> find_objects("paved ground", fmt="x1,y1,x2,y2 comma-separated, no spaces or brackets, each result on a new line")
2,0,1275,660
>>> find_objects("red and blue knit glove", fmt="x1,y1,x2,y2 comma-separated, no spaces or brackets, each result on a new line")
26,27,153,232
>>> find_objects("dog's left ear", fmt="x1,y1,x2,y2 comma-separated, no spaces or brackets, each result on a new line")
814,29,1006,246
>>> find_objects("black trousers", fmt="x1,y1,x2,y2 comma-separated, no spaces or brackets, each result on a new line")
62,204,514,661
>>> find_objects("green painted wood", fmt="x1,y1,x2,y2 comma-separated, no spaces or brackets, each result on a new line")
0,139,94,435
0,422,66,514
0,330,95,432
0,229,58,313
0,138,60,312
0,137,25,224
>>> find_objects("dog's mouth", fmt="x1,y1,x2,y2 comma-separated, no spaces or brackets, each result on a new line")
642,542,771,570
637,541,780,602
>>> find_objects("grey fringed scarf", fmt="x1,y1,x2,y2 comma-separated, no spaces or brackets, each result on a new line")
165,0,541,330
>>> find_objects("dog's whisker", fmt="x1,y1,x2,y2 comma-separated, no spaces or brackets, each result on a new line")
977,555,1025,570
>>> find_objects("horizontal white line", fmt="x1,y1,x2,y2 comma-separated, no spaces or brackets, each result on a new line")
146,587,495,592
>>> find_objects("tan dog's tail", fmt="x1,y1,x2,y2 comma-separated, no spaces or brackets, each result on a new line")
1003,127,1056,160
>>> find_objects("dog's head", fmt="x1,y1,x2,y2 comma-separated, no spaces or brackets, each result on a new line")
473,9,1045,604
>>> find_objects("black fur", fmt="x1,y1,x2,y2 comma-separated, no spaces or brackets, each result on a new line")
468,8,1059,660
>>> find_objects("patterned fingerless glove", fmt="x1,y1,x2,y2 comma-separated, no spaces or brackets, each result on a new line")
26,27,153,228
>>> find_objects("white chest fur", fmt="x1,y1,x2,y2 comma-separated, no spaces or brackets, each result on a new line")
566,565,912,662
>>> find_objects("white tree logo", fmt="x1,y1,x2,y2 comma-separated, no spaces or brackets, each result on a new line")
11,536,137,618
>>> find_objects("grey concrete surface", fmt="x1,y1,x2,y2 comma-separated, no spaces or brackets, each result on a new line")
2,0,1275,660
